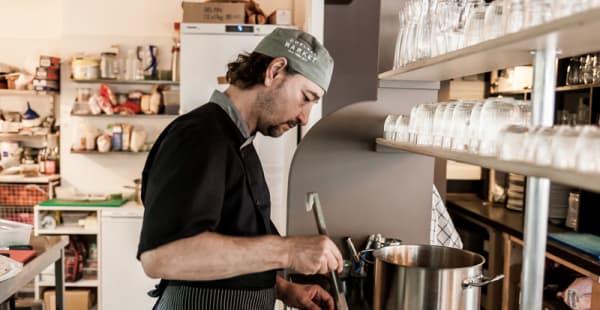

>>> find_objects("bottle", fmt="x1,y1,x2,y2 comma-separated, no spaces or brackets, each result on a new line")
44,133,59,175
125,49,141,81
38,145,47,175
45,146,58,175
171,22,181,82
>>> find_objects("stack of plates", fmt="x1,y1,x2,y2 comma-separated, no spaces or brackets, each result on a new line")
549,184,571,225
507,173,526,211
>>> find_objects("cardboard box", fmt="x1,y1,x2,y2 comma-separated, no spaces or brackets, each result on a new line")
44,289,93,310
182,1,246,24
268,9,292,25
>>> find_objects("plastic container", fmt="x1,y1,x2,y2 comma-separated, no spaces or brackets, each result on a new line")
0,218,32,246
72,58,99,80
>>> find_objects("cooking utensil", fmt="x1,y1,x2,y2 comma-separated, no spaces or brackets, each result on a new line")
373,244,503,310
305,192,349,310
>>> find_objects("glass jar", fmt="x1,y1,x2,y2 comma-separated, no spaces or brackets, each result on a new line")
100,52,117,79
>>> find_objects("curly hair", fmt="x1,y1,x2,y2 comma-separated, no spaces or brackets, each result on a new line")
226,52,294,89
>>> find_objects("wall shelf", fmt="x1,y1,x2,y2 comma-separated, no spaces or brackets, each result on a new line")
37,226,97,235
38,279,98,287
379,8,600,81
70,149,148,154
72,79,179,86
555,83,600,92
0,174,59,184
375,138,600,192
0,132,48,140
0,89,56,96
70,113,177,118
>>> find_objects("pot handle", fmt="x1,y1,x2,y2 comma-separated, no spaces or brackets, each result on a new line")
462,274,504,289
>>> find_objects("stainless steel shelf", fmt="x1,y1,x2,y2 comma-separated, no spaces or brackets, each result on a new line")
375,138,600,192
72,79,179,86
379,8,600,81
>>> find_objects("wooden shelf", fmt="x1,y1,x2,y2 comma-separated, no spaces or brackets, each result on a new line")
70,149,148,154
70,113,177,118
37,226,97,235
0,89,56,96
375,138,600,192
379,8,600,81
72,79,179,86
490,89,532,95
38,279,98,287
0,174,59,184
447,194,600,276
0,132,48,140
555,83,600,92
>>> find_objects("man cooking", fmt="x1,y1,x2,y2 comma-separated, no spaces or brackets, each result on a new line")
137,28,343,310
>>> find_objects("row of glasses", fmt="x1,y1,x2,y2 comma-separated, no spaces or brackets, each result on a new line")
394,0,600,69
566,53,600,85
496,125,600,173
386,97,531,155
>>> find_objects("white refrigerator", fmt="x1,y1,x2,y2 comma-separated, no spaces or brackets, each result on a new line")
101,208,156,310
180,23,297,233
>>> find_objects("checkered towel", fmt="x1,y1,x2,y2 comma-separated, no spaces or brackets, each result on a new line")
431,185,463,249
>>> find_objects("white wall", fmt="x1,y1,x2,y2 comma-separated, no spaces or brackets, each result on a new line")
0,0,319,193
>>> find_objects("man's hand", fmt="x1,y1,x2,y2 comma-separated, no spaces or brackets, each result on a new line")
277,277,335,310
285,235,343,275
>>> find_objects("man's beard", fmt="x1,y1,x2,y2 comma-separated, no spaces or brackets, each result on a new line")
266,120,299,137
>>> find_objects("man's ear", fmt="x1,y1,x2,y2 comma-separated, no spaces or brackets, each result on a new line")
264,57,288,87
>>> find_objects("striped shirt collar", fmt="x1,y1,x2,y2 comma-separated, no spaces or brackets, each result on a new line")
210,90,255,149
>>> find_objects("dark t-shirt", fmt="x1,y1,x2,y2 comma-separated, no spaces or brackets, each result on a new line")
137,102,279,289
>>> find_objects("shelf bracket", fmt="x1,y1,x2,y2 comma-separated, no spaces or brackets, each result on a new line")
521,36,557,310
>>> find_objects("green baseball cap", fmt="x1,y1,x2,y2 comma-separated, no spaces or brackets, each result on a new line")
254,28,334,93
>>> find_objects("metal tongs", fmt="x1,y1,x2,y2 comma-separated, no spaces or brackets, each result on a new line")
306,192,349,310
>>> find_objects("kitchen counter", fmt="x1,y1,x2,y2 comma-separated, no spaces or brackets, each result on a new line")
446,193,600,275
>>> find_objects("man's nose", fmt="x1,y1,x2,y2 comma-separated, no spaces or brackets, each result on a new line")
298,103,314,126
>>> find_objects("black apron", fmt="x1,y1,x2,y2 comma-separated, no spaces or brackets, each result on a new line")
153,285,276,310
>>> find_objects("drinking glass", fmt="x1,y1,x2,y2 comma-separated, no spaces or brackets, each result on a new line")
505,0,525,34
582,54,595,84
524,126,555,166
497,125,529,161
464,0,488,46
515,100,532,126
432,103,448,147
553,0,587,19
478,97,521,156
483,0,505,40
450,100,476,151
525,0,553,28
575,126,600,173
441,101,458,149
468,100,484,153
415,103,438,145
551,125,580,169
383,115,399,140
394,115,411,142
566,57,581,85
408,105,420,143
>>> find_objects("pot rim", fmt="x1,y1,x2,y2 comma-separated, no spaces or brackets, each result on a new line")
373,244,486,271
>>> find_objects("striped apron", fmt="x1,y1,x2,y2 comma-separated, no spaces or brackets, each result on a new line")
154,285,276,310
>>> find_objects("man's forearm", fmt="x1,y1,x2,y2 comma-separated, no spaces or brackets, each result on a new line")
140,232,289,281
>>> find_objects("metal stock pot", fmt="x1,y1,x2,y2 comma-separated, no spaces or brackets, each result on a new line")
372,245,503,310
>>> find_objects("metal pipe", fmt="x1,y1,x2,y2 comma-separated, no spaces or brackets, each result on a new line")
521,36,556,310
